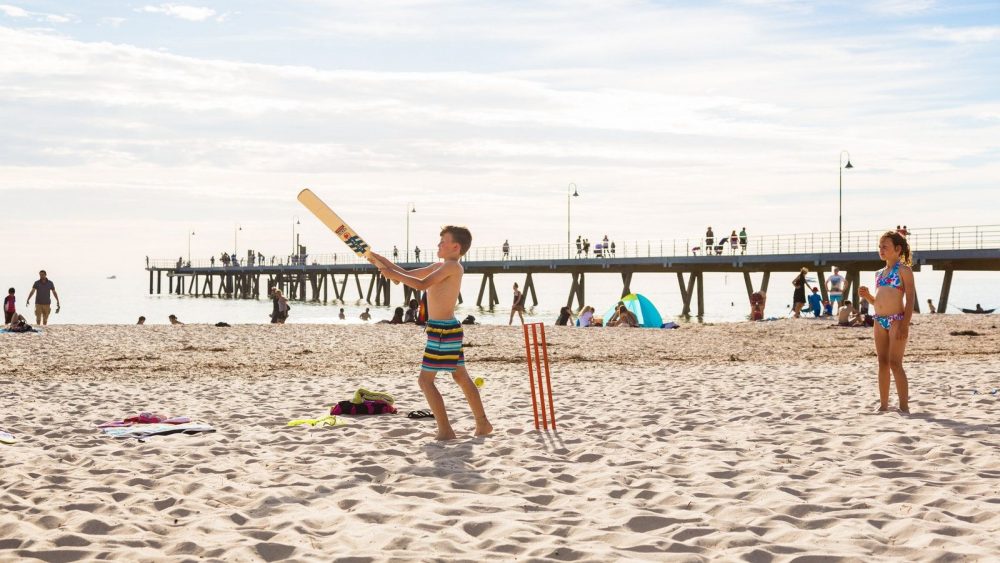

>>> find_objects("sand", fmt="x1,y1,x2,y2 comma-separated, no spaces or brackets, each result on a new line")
1,315,998,561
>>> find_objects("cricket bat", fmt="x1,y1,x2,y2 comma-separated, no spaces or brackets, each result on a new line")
297,188,398,283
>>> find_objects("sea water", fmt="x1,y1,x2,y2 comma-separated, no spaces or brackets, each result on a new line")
6,268,998,326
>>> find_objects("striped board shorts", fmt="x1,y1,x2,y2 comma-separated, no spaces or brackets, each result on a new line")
422,318,465,373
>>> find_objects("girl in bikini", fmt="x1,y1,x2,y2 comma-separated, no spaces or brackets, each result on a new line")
858,231,915,413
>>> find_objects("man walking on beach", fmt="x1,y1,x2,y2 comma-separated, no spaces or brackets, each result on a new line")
25,270,60,326
827,267,845,313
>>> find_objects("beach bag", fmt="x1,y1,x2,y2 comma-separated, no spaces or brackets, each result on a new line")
331,400,397,415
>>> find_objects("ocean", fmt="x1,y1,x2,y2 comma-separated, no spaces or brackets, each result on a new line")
7,267,998,326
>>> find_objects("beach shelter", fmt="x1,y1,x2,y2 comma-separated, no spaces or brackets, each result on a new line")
602,293,664,328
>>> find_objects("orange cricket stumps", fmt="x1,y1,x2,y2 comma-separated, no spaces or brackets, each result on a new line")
523,322,556,431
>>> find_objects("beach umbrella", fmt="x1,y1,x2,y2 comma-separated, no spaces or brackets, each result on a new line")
602,293,664,328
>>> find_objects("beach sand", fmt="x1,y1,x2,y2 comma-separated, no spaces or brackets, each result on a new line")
1,315,998,561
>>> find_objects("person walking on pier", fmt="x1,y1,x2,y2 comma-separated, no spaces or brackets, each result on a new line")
576,236,582,258
26,270,60,326
705,227,715,253
610,241,616,257
414,246,421,262
583,238,590,258
393,246,399,261
210,256,215,267
502,240,510,260
739,228,748,254
729,230,739,254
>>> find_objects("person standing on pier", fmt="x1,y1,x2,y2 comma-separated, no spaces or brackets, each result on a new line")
393,246,399,261
739,228,748,254
25,270,60,326
583,238,590,258
502,240,510,260
414,246,421,262
576,236,582,258
705,227,715,253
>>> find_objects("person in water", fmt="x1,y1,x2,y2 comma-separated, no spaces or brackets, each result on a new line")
859,231,915,414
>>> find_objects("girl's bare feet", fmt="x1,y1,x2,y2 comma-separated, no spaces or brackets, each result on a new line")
474,419,494,437
874,404,890,414
436,430,457,441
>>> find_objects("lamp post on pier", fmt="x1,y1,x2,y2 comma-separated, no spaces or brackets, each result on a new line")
839,150,853,253
234,223,242,256
291,216,300,263
406,202,416,262
567,183,579,259
187,229,195,264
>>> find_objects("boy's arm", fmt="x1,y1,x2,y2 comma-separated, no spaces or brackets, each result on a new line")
369,253,439,278
379,261,455,291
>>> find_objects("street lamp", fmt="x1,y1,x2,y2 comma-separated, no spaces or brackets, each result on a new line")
839,150,853,253
234,223,242,256
406,202,416,262
291,216,300,263
187,229,195,264
567,183,579,259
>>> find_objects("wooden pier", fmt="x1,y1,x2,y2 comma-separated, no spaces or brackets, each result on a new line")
147,224,1000,317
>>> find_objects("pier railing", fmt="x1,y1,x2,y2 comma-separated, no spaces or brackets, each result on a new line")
149,224,1000,269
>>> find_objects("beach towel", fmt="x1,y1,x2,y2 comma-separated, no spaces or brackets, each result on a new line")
0,328,41,334
331,400,397,415
100,421,215,439
287,415,346,428
350,388,395,405
98,413,191,427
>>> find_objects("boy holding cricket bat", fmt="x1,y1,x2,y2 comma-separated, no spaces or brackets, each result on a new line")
370,226,493,440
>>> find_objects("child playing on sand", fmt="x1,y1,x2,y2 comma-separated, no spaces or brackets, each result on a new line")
370,226,493,440
859,231,915,413
807,287,822,318
3,288,15,326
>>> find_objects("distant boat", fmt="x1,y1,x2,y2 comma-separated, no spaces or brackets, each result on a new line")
961,307,994,314
106,275,117,280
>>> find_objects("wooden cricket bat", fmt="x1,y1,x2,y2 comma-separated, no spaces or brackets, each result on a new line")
297,188,398,283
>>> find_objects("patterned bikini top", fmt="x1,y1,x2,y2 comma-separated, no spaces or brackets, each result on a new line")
876,261,902,290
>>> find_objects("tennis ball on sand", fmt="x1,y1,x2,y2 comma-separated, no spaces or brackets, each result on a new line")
474,377,485,388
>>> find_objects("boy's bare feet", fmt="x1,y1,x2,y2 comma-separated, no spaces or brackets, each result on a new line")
874,404,890,414
474,419,494,437
436,430,457,441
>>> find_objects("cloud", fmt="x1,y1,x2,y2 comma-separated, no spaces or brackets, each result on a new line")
0,3,71,23
141,4,216,22
919,25,1000,43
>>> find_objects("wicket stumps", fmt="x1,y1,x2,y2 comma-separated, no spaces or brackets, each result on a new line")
522,322,556,430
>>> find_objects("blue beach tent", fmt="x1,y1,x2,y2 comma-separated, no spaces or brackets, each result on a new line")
602,293,664,328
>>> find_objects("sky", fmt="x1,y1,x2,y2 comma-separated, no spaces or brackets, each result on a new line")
1,0,999,276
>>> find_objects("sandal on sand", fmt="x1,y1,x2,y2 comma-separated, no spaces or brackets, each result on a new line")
406,410,434,419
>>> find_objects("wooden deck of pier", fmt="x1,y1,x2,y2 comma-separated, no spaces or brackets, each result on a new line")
147,248,1000,317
